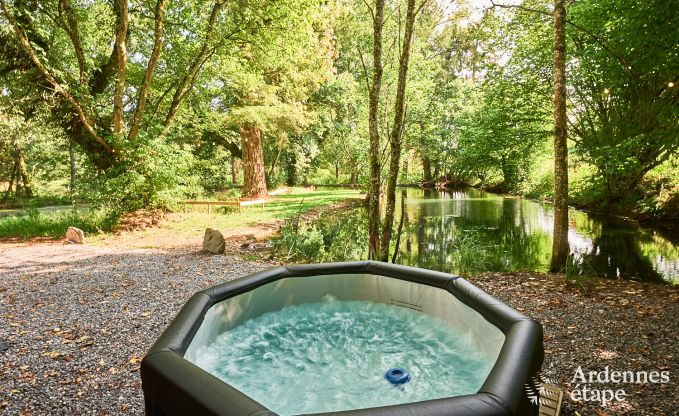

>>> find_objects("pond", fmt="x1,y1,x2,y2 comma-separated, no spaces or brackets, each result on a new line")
274,188,679,284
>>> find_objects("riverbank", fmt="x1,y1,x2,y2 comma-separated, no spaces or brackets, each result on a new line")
1,243,676,415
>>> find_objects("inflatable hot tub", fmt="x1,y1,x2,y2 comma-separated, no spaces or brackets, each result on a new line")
141,261,543,416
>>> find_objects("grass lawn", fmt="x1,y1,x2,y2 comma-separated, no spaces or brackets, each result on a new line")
166,188,363,236
0,187,363,241
0,207,118,239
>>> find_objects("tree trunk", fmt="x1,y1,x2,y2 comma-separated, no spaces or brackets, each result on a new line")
422,155,432,182
15,144,33,198
240,124,269,198
161,0,226,136
128,0,168,141
367,0,386,259
286,151,297,186
230,155,239,184
112,0,129,135
5,159,17,200
391,193,406,263
69,140,76,203
268,147,280,184
379,0,418,261
550,0,569,273
350,170,358,186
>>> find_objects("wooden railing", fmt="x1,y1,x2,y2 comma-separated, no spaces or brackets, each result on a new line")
181,198,266,214
181,188,291,214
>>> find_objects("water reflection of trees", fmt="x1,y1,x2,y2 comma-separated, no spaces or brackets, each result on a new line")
274,188,677,283
398,192,552,276
573,221,664,283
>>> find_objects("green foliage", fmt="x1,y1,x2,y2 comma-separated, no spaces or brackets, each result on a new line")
274,204,368,262
88,137,201,211
567,0,679,204
565,255,598,293
455,75,551,191
0,0,675,226
448,229,509,277
277,223,328,260
0,208,118,238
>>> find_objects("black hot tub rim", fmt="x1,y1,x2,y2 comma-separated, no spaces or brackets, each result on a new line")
141,261,544,416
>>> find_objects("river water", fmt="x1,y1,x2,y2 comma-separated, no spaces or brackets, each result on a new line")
274,188,678,284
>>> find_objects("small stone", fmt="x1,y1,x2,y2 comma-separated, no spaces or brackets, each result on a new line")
202,228,225,254
0,338,9,352
66,227,85,244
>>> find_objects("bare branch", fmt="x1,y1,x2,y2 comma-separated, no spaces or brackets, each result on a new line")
360,0,375,24
414,0,430,18
356,45,372,92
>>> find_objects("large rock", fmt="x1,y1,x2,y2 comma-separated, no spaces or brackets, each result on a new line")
66,226,85,244
202,228,225,254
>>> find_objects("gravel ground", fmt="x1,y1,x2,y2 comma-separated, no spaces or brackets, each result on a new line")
473,272,679,416
1,243,677,415
0,243,268,415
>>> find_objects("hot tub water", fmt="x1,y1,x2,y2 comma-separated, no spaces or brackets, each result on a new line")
193,296,495,415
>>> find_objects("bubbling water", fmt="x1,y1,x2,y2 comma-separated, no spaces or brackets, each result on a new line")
193,296,496,415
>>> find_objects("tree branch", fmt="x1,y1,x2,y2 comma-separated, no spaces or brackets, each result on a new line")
360,0,375,24
356,45,372,92
59,0,87,84
113,0,129,135
0,0,112,153
206,131,242,158
127,0,168,141
161,0,226,136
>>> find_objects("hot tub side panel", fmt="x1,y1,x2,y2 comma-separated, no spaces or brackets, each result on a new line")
142,261,543,416
448,277,544,416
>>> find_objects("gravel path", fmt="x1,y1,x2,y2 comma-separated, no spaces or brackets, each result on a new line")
0,243,267,415
1,243,677,415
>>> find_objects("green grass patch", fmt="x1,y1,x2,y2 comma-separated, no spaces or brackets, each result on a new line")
167,188,363,235
0,208,119,239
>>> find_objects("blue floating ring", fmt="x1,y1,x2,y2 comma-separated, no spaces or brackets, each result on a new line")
385,368,411,385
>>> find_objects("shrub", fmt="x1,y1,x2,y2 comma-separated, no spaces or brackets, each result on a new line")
84,136,202,212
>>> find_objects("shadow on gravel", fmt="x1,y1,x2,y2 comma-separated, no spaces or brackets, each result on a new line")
0,247,266,415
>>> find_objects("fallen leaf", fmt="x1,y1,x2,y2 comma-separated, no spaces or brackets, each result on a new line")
43,351,61,359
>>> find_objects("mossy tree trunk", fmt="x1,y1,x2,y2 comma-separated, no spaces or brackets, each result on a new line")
367,0,386,259
379,0,419,261
230,155,239,184
550,0,570,272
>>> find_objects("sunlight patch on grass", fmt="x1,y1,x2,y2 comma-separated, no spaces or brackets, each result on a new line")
167,188,363,236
